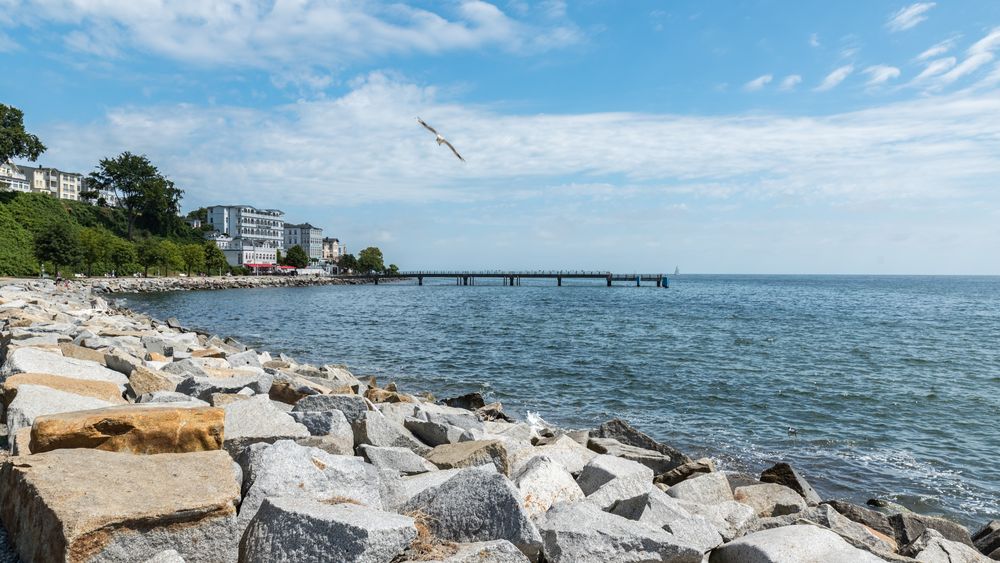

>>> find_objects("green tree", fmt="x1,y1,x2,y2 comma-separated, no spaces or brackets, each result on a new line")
338,253,358,273
0,203,38,276
204,242,228,276
109,237,137,275
137,176,184,235
180,243,206,276
79,227,114,276
284,245,309,268
88,152,180,240
158,240,183,275
137,238,165,277
276,249,283,266
357,246,385,274
387,264,399,276
0,104,46,165
34,222,81,277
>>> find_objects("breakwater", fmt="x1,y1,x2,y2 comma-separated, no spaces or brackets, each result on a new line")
80,274,370,294
0,278,996,562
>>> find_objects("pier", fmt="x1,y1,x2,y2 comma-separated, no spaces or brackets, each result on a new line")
340,271,669,287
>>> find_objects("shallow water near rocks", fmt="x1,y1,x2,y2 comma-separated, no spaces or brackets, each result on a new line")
123,274,1000,527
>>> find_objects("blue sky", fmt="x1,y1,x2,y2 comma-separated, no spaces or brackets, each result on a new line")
3,1,1000,274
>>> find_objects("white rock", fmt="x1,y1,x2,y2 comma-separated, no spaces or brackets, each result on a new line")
0,347,128,388
509,435,597,475
513,456,585,519
666,472,734,505
576,454,653,511
709,524,886,562
5,384,116,436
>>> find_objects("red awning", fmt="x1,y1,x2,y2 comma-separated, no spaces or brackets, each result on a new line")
276,265,296,270
243,263,275,268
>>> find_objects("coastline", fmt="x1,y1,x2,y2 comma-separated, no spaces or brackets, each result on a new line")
0,278,995,562
78,274,374,293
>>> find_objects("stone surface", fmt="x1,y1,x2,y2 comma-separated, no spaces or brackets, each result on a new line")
611,488,723,553
587,437,681,475
137,390,210,406
821,500,896,539
128,365,182,397
58,342,107,365
513,455,584,519
759,462,823,506
30,405,224,455
289,409,352,438
891,512,974,548
175,372,271,402
678,500,759,542
426,440,511,476
666,471,734,505
104,351,143,376
223,396,309,456
0,346,128,388
709,524,886,562
2,372,126,405
536,501,702,563
239,496,415,563
402,469,541,556
292,393,368,423
356,414,431,455
442,392,487,411
903,529,991,562
654,457,715,487
734,483,808,518
576,454,654,511
509,435,597,476
591,418,691,472
144,549,186,563
756,503,898,557
5,384,116,437
226,349,261,369
405,417,473,446
0,449,240,563
382,466,498,512
360,445,438,476
973,521,1000,558
238,440,384,533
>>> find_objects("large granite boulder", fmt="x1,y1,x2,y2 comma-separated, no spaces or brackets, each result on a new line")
2,372,126,406
359,445,438,476
355,414,431,455
509,435,597,476
536,501,702,563
0,449,240,562
708,524,886,563
238,440,384,533
138,390,210,406
901,529,992,562
513,455,584,519
611,488,723,553
733,483,808,518
5,384,116,437
890,512,974,548
425,440,511,476
821,500,896,539
666,471,734,505
30,405,224,454
405,417,474,446
588,437,681,474
759,462,822,506
402,469,541,556
292,394,367,424
175,373,272,402
288,409,352,437
576,454,654,511
239,496,416,563
382,466,498,512
223,396,309,456
973,521,1000,559
755,503,898,557
677,500,759,541
590,419,691,472
127,366,182,397
654,458,715,487
0,347,128,388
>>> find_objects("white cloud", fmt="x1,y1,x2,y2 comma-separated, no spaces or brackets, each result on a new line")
969,27,1000,55
815,65,854,91
34,72,1000,215
886,2,936,32
0,31,17,52
916,37,956,61
914,57,957,81
743,74,773,92
864,65,901,86
779,75,802,91
809,33,820,48
928,28,1000,87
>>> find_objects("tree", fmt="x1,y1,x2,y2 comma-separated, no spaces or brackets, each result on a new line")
0,104,46,165
158,240,183,275
284,245,309,268
387,264,399,276
88,152,180,240
109,238,137,275
179,243,206,276
79,227,113,276
357,246,385,274
34,222,81,277
338,253,358,273
275,249,283,265
204,242,228,275
137,238,165,277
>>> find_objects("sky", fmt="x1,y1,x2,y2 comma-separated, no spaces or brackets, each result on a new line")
3,0,1000,274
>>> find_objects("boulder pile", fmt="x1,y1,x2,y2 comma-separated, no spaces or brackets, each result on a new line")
0,279,995,562
82,275,369,294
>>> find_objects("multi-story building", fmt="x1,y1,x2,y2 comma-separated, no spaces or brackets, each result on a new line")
0,162,30,193
205,205,285,267
21,165,83,201
322,237,345,262
80,177,120,207
284,223,323,262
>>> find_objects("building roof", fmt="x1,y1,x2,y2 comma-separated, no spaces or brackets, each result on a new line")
322,237,340,242
206,204,284,215
285,223,321,230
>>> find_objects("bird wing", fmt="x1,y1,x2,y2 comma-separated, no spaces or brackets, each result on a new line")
442,139,465,162
416,117,438,136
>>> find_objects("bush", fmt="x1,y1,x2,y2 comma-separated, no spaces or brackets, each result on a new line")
0,204,38,276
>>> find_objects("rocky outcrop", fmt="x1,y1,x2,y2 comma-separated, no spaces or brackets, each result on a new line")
425,440,511,475
709,524,886,562
759,462,822,506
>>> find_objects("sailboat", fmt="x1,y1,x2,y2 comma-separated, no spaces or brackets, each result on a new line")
674,266,680,276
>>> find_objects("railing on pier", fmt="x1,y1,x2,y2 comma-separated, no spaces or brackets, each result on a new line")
336,270,669,287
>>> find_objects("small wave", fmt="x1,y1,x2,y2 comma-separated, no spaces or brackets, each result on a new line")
734,337,754,346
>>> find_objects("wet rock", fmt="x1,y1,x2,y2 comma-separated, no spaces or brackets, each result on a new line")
426,440,511,476
513,455,585,519
2,372,126,406
5,384,116,436
403,469,541,557
821,499,896,539
733,483,808,518
537,501,702,563
709,524,885,562
0,448,240,562
590,418,691,472
360,444,438,476
900,529,990,562
654,457,716,487
239,496,416,563
973,521,1000,558
576,454,654,511
759,462,822,506
890,512,974,548
666,471,734,505
0,346,128,388
30,405,224,454
442,392,486,411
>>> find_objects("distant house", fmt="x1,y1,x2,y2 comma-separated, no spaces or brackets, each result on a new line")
0,162,30,193
18,164,84,201
205,205,285,267
284,223,323,262
322,237,345,262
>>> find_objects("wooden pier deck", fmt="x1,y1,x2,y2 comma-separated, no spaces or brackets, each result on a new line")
338,271,669,287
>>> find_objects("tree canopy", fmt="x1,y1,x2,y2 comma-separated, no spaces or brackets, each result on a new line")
0,104,45,165
338,253,358,272
34,222,81,276
284,245,309,268
88,152,182,240
357,246,385,274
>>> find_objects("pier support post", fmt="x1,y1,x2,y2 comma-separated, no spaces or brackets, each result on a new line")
636,276,641,287
418,276,423,286
607,276,612,287
656,277,661,288
557,277,562,287
374,277,379,285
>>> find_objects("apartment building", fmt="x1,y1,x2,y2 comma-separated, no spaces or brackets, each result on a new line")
0,162,30,193
322,237,345,261
205,205,285,267
21,165,83,201
284,223,323,262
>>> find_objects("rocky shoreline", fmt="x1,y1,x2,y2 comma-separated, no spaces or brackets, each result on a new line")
76,274,373,294
0,279,996,563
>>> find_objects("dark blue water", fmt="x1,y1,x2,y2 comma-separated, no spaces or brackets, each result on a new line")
123,275,1000,527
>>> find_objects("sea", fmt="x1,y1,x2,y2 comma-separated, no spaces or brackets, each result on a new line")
122,275,1000,527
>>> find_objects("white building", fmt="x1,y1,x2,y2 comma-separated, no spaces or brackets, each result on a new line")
322,237,345,262
205,205,285,267
20,165,83,201
0,162,30,193
284,223,323,262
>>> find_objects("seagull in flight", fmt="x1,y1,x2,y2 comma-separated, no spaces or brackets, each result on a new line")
417,117,465,162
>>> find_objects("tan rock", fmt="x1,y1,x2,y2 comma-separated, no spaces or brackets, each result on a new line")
210,393,250,407
2,373,126,407
145,351,168,362
425,440,511,476
0,448,240,562
98,329,147,337
203,367,262,379
269,376,338,405
191,348,226,359
31,405,225,455
127,366,180,397
58,343,108,365
365,387,416,404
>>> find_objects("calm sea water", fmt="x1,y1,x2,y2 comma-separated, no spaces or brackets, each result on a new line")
122,275,1000,527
